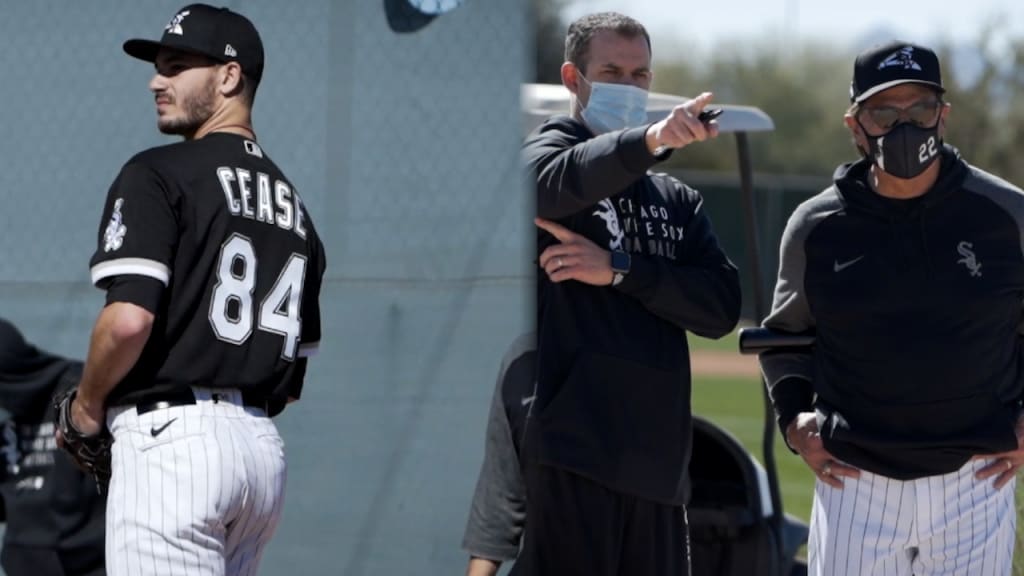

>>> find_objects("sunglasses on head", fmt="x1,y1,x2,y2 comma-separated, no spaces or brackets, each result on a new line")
858,99,943,132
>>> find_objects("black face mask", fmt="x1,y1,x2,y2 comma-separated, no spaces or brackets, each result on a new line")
861,121,941,179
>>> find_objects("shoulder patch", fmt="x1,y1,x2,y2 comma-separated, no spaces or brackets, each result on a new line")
103,198,128,253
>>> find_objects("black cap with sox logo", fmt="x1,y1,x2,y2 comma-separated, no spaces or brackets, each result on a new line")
123,3,264,84
850,40,944,104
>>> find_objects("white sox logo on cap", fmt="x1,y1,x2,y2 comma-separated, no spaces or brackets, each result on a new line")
125,4,265,84
850,40,944,103
165,10,190,36
878,46,922,71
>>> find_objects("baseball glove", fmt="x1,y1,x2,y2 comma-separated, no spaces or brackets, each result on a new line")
53,388,113,492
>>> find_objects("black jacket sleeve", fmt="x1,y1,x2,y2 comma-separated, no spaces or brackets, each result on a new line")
526,117,737,336
527,120,668,219
615,189,741,338
760,196,822,441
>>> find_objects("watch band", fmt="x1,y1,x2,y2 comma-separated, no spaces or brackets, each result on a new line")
610,251,630,286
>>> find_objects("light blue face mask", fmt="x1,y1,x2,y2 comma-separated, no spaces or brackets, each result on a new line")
578,72,649,134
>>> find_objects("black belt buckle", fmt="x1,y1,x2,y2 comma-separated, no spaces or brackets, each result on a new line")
136,388,197,415
135,388,268,415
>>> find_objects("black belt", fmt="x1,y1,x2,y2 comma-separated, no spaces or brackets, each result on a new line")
135,388,268,415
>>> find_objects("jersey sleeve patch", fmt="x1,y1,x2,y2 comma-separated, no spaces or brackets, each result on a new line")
103,198,128,252
90,162,178,280
91,257,171,287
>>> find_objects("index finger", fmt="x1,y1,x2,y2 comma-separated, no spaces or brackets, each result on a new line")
686,91,715,115
535,217,575,243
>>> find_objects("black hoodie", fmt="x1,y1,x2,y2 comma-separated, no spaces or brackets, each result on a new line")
761,146,1024,479
0,319,106,574
525,116,741,504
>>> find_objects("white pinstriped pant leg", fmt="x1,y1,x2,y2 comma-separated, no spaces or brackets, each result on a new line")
807,459,1016,576
808,466,915,576
105,388,287,576
223,407,288,576
107,402,227,576
912,459,1016,576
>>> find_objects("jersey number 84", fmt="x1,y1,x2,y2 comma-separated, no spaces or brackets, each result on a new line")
208,233,306,361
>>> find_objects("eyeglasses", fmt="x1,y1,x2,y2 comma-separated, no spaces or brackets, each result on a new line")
858,100,943,132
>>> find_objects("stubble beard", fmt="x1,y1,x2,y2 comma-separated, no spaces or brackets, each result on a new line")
158,79,217,136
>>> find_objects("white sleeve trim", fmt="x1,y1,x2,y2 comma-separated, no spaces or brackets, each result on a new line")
91,258,171,287
298,341,320,357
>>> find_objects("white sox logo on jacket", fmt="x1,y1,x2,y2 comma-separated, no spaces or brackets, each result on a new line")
591,194,685,259
592,199,624,250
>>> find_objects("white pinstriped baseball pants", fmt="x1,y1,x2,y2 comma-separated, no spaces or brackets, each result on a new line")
105,387,287,576
808,458,1016,576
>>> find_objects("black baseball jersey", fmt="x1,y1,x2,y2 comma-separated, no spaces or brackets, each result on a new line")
89,132,326,408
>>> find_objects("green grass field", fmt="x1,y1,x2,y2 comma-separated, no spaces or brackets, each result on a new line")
689,332,1024,573
692,373,816,522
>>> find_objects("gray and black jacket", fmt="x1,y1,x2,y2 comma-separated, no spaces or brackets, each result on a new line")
761,145,1024,480
526,115,741,504
461,333,534,564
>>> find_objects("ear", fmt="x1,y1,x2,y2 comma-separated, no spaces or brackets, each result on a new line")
938,101,951,137
844,113,869,152
561,61,580,96
218,62,244,97
843,113,860,137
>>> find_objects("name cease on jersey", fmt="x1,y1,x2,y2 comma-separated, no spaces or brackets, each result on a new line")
212,166,311,360
216,166,307,239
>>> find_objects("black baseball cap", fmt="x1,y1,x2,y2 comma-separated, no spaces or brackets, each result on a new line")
850,40,944,104
124,4,264,84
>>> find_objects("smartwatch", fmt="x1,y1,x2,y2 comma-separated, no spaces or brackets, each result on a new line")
611,250,631,286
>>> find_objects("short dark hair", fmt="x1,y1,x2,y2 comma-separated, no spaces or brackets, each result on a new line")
564,12,651,75
240,73,259,107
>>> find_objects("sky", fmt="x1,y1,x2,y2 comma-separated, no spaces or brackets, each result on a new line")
562,0,1024,56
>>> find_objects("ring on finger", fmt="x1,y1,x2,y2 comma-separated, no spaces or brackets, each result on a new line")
1006,459,1013,471
822,462,832,477
557,258,564,269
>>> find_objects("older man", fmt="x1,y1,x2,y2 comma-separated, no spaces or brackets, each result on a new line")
762,40,1024,575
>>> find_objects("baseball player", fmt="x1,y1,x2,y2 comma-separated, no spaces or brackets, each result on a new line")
761,40,1024,575
523,12,741,576
462,333,535,576
0,319,106,576
60,4,325,576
